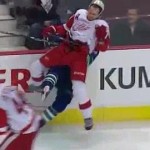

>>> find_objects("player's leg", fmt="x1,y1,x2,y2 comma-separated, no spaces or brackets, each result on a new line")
41,87,73,126
72,66,93,130
28,59,47,93
41,65,71,101
40,67,73,127
70,46,93,130
29,44,66,90
40,66,59,101
50,68,73,114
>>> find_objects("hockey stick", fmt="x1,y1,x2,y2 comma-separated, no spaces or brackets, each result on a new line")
0,30,80,46
49,34,84,46
0,30,59,46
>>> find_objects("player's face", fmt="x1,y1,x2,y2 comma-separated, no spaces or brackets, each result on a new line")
87,6,100,21
127,9,139,25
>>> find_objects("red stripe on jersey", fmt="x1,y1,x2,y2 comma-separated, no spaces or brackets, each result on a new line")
21,112,36,134
0,131,16,148
0,127,8,135
65,15,75,30
32,76,44,82
79,100,92,110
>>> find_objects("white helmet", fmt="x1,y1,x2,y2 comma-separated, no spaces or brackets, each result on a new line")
89,0,105,14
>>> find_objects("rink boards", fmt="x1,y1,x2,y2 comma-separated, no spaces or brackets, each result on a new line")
1,47,150,124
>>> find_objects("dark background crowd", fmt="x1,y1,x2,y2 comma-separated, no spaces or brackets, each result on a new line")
1,0,150,49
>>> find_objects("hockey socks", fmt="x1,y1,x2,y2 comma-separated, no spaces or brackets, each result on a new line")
79,100,93,130
41,106,58,126
42,72,58,90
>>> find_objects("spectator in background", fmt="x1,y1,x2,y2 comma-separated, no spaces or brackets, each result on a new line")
111,8,150,46
25,0,61,50
0,0,6,4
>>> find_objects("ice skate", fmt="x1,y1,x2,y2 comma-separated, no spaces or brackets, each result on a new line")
84,118,93,130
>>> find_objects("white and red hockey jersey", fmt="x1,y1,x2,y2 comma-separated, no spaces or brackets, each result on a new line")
0,108,7,135
44,9,110,53
0,86,40,134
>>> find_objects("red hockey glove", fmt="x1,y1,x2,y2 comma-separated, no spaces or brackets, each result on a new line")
95,25,110,52
42,26,56,37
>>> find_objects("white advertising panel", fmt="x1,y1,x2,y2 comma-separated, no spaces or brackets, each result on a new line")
1,49,150,108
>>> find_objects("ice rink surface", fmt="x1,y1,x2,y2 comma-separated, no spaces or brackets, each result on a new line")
34,121,150,150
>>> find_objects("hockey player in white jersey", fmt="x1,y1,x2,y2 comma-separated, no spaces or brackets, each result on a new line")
30,0,110,130
0,85,41,150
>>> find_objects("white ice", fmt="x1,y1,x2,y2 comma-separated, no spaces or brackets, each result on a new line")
34,121,150,150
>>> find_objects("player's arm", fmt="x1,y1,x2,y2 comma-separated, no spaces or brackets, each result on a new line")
42,15,75,37
0,108,8,135
88,23,110,65
95,23,110,52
